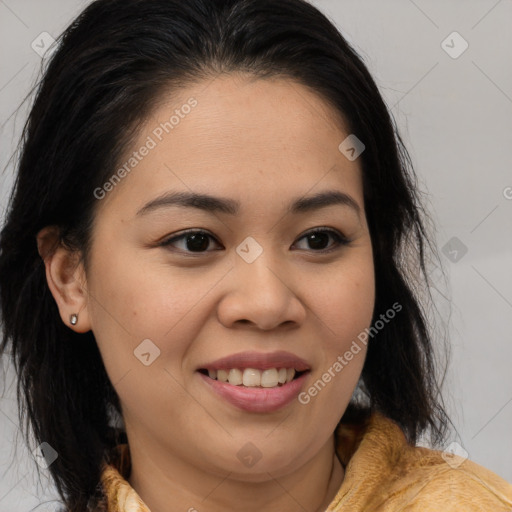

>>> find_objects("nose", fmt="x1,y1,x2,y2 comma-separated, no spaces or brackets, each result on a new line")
217,247,306,331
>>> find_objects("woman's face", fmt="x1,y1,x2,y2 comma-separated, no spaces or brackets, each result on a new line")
83,74,375,479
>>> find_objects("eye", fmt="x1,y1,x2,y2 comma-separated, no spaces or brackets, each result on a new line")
159,229,221,254
293,228,351,253
159,227,351,255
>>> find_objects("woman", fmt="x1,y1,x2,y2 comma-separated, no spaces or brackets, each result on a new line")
0,0,511,510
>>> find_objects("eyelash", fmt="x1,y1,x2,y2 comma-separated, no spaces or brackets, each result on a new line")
159,227,351,255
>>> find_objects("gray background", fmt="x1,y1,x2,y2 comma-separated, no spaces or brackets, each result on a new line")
1,0,511,510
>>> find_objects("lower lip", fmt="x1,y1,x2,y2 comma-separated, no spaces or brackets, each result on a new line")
198,371,309,413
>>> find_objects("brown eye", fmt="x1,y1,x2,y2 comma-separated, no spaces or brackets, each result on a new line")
160,230,221,253
293,228,350,253
160,227,350,256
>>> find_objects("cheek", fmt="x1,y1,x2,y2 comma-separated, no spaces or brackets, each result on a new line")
86,245,229,369
307,258,375,343
297,268,373,424
85,251,205,425
303,255,375,403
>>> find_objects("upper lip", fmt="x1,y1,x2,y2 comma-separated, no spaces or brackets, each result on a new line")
197,351,311,371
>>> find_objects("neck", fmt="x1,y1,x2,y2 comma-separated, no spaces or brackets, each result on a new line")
127,435,344,512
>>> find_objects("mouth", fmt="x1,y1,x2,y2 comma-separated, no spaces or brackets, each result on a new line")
196,351,311,413
197,369,310,413
198,367,309,388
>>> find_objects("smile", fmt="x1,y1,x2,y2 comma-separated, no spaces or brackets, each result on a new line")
199,367,306,388
197,368,310,413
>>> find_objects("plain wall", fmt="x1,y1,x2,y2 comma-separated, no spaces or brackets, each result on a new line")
1,0,511,510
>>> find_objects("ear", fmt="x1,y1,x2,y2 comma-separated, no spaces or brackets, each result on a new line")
36,226,92,333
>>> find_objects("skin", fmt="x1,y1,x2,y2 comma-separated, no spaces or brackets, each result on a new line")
38,73,375,512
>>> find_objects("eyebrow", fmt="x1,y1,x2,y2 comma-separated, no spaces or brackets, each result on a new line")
136,190,361,218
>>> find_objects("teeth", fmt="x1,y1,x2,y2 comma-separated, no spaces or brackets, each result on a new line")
228,368,243,386
261,368,278,388
242,368,261,387
205,367,299,387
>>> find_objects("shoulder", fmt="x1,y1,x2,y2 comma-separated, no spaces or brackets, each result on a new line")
393,444,512,511
331,411,512,511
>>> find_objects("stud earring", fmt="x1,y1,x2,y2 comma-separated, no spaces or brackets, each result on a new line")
70,313,78,326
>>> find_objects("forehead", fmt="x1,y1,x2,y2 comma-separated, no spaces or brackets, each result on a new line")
94,74,364,218
161,73,349,151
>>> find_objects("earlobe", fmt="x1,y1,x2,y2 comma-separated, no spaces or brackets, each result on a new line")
36,226,92,333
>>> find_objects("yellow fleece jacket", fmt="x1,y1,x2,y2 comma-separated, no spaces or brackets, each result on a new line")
99,412,512,511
